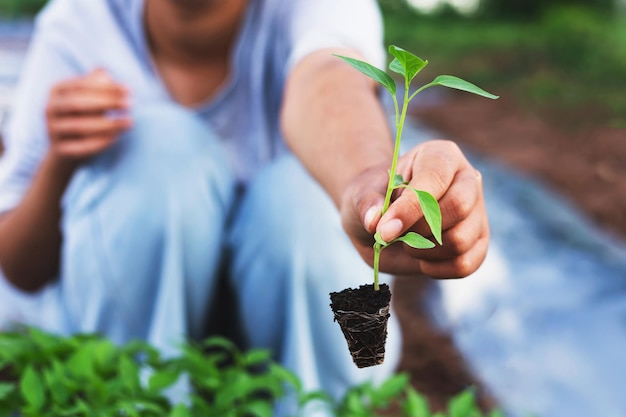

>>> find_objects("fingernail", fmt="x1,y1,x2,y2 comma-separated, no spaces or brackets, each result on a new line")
379,218,403,241
364,206,380,231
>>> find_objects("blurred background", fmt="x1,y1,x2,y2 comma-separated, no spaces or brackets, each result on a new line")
380,0,626,129
1,1,626,416
1,0,625,122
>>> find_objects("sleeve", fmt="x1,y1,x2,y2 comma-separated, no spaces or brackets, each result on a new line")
0,17,84,214
284,0,386,72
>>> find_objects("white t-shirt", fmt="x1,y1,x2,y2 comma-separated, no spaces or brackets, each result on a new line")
0,0,385,213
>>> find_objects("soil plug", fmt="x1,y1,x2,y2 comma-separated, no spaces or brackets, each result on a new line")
330,284,391,368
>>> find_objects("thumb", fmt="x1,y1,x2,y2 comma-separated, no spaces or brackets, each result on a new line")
340,173,387,241
362,199,384,235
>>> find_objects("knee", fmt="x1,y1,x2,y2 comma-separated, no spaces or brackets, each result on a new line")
116,103,231,175
233,155,335,255
230,155,359,293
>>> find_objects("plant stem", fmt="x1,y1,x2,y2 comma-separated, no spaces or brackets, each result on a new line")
374,81,410,292
382,82,410,215
373,243,382,291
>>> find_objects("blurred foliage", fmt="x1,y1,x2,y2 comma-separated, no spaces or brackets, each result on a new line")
477,0,614,20
1,0,624,127
0,0,47,17
378,1,626,128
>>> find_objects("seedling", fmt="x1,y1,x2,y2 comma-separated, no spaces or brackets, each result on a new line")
335,45,499,290
330,45,498,368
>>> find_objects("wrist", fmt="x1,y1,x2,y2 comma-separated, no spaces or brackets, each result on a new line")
43,150,80,184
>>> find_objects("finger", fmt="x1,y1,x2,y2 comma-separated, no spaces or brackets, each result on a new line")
47,90,130,117
340,166,388,243
378,140,467,241
52,75,128,98
50,70,128,114
439,166,482,230
418,234,489,279
49,115,132,139
401,164,483,239
403,202,488,262
55,134,120,159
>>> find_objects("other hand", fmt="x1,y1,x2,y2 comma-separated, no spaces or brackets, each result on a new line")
45,68,132,161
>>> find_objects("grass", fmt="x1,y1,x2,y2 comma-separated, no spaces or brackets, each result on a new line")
380,4,626,129
0,0,47,17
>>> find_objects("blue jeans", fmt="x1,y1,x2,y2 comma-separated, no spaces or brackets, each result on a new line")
0,103,401,399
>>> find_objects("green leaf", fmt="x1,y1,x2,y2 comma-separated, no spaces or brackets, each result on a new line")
411,189,443,245
334,54,396,97
92,339,116,372
371,373,409,406
489,410,506,417
0,333,30,364
430,75,499,99
119,355,140,393
243,349,271,366
388,45,428,83
448,388,478,417
299,390,333,407
117,403,140,417
202,336,238,355
374,231,388,247
20,366,46,411
148,369,180,392
29,327,60,351
67,346,94,380
0,383,14,401
169,404,191,417
44,367,70,405
269,363,302,392
243,401,273,417
392,174,408,188
393,232,435,249
52,402,89,417
344,390,367,414
404,388,430,417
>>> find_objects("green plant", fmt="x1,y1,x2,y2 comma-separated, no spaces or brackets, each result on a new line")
0,327,504,417
0,327,171,416
0,327,298,417
309,372,505,417
0,0,48,17
335,46,498,290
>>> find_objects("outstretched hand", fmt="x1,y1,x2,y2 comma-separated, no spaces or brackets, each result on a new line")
341,139,489,279
45,69,132,162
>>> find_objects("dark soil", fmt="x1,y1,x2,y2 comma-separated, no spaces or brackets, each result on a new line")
393,90,626,413
330,284,391,368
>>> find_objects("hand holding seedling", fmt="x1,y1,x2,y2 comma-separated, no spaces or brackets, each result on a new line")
341,139,489,279
337,46,498,287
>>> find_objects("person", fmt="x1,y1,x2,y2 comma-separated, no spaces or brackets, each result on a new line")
0,0,489,405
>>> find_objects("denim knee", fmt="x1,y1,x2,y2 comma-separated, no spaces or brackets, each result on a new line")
59,103,236,343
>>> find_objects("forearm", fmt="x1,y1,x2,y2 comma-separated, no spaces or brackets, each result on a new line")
281,48,393,207
0,152,76,292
